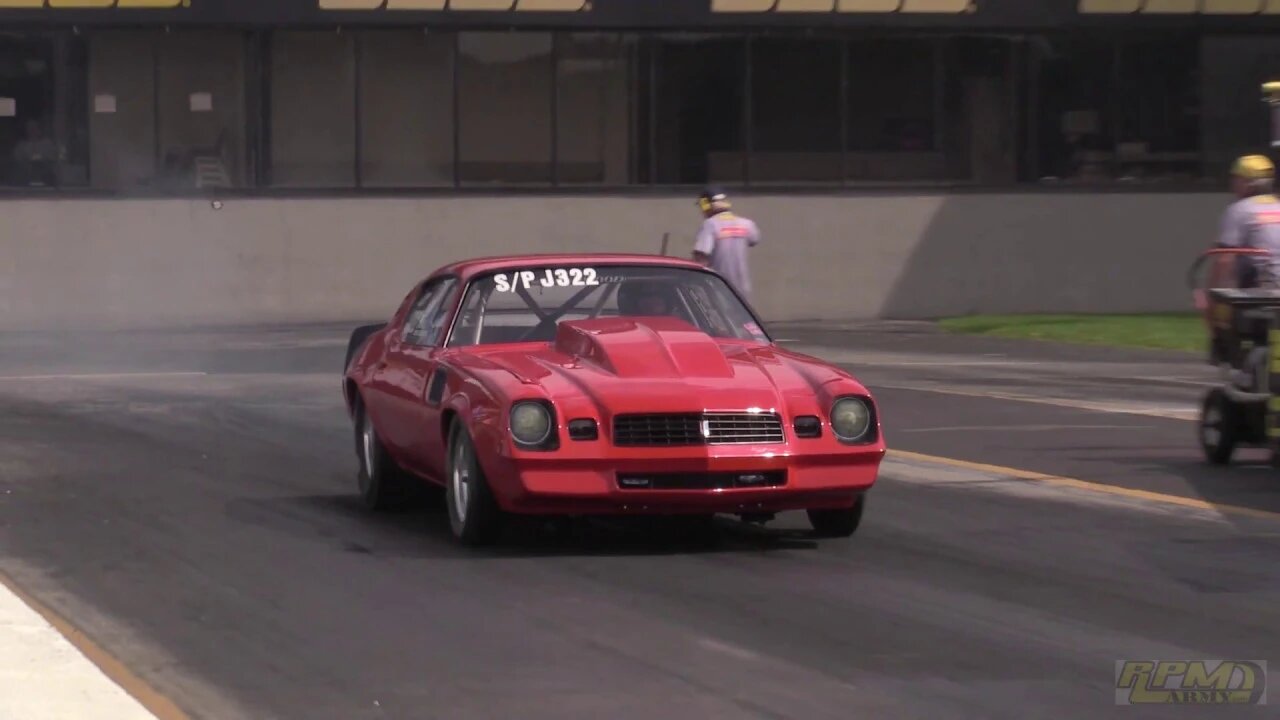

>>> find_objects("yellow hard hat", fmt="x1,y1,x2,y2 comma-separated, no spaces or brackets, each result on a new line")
1233,154,1275,179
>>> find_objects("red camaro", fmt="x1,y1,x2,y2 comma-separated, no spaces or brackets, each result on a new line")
342,253,885,545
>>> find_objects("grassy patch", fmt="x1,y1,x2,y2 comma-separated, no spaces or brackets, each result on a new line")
936,313,1204,352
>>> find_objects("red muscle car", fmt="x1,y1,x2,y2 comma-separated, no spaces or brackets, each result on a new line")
342,253,885,545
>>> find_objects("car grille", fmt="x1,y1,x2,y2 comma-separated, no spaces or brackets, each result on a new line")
611,412,785,446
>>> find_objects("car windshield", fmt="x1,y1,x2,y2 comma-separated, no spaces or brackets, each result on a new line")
447,263,770,347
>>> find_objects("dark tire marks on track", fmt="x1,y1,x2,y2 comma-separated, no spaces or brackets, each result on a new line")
0,326,1277,719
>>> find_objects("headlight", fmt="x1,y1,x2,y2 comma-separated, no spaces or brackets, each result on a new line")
510,401,553,446
830,397,872,442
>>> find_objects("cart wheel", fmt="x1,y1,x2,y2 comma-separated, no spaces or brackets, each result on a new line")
1199,388,1238,465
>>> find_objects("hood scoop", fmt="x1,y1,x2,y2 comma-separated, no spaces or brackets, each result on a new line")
554,317,735,379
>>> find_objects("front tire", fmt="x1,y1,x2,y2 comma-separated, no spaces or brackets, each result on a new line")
355,398,414,511
1199,388,1238,465
807,495,865,538
445,421,504,546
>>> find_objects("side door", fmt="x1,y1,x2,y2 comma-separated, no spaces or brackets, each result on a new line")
384,276,461,478
362,277,450,462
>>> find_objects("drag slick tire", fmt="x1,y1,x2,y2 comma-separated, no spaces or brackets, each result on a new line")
344,323,385,373
445,421,504,546
807,495,865,538
1199,388,1238,465
355,396,416,511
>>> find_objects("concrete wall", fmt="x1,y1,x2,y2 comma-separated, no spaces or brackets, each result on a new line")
0,191,1223,332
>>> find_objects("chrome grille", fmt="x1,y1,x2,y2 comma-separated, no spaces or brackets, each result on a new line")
611,412,785,446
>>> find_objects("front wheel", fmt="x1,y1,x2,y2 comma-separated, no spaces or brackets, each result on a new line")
807,495,865,538
445,422,504,546
1199,388,1238,465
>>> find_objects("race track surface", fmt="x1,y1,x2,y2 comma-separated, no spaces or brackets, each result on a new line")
2,321,1278,719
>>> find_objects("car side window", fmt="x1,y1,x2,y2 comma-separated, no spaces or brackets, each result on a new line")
401,280,441,341
403,278,458,347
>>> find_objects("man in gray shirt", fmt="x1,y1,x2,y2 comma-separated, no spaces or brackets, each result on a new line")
1217,154,1280,288
691,186,761,301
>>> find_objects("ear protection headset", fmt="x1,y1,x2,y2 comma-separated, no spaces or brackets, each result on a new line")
697,187,730,214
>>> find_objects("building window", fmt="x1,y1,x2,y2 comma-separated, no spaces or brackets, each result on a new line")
457,32,552,185
1114,35,1201,182
358,30,455,187
1033,33,1202,184
555,33,634,185
749,37,842,184
1201,34,1280,180
1033,35,1114,183
649,35,746,185
269,31,355,188
56,34,90,188
846,37,941,182
85,30,248,192
87,30,155,190
157,31,248,190
0,32,81,189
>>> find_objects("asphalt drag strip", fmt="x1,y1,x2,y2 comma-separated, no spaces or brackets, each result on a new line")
0,338,1278,720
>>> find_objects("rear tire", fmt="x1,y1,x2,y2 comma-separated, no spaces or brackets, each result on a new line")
807,495,865,538
344,323,386,373
445,421,504,546
355,398,415,511
1199,388,1238,465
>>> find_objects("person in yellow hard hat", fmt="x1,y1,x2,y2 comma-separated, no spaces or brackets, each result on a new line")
1216,154,1280,287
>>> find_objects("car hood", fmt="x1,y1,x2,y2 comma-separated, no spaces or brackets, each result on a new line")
450,317,861,415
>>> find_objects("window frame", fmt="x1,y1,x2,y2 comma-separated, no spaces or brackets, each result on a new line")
401,275,460,348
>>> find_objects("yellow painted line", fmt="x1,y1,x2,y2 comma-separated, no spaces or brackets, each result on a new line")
0,568,192,720
874,382,1197,421
889,449,1280,522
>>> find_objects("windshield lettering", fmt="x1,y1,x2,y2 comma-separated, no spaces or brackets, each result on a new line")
494,267,599,292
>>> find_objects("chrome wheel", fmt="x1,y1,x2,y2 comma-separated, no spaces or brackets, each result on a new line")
450,435,471,522
361,412,377,480
444,422,503,545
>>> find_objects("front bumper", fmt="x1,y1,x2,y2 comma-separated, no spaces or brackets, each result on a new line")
482,446,883,515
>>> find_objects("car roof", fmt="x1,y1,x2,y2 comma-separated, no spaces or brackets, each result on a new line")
432,253,705,281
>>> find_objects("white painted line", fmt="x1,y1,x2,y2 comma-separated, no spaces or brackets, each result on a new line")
1126,376,1217,388
863,361,1035,367
898,424,1154,433
698,637,762,662
0,579,158,720
0,372,207,382
782,343,1043,366
872,382,1198,421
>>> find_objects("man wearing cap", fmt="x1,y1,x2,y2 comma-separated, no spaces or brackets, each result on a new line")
691,186,761,301
1217,154,1280,287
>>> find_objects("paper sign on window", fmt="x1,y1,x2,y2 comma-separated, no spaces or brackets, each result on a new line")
94,94,117,113
189,92,213,112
